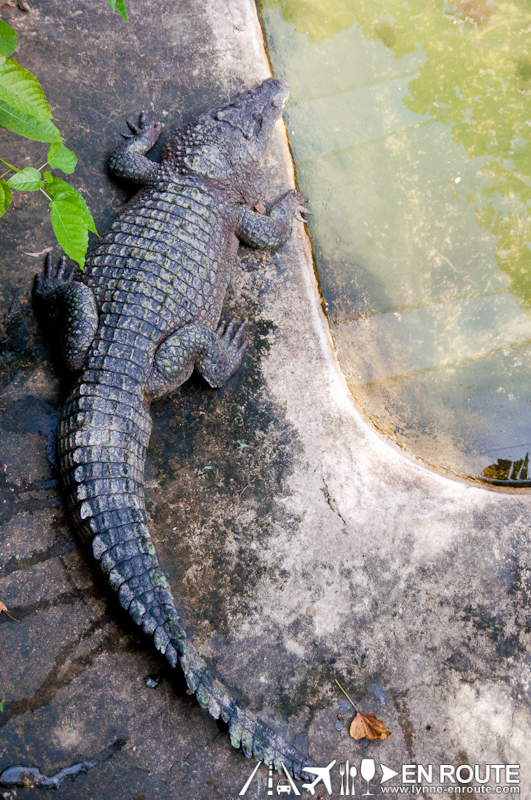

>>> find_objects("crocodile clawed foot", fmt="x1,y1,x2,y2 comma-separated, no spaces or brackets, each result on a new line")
53,253,74,282
217,318,248,355
126,119,140,135
34,252,74,297
295,193,311,224
295,206,311,223
200,319,249,387
120,112,164,142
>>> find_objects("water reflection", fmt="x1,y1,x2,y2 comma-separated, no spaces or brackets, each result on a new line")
260,0,531,482
483,453,531,485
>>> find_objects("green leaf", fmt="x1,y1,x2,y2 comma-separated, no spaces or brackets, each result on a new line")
7,166,43,191
49,196,89,268
106,0,128,21
0,701,3,712
44,173,97,232
0,178,11,216
0,101,60,142
47,142,77,174
0,19,17,57
44,173,98,268
0,57,52,121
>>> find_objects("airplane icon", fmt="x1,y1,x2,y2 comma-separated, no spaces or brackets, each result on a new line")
301,760,337,795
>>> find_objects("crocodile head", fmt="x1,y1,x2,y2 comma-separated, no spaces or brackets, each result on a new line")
212,78,289,150
164,78,290,196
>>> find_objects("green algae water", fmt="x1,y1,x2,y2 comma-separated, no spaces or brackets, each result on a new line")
259,0,531,483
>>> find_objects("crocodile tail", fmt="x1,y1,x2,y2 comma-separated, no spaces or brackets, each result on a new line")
57,372,187,663
57,374,310,776
179,639,310,777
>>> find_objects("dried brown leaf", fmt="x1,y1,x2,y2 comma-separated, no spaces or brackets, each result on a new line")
349,711,391,741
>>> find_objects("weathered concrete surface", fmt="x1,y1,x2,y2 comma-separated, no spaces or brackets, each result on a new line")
0,0,530,798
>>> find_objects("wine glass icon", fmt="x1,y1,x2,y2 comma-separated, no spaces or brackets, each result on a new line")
360,758,376,796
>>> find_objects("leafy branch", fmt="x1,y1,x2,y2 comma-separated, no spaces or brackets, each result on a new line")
0,18,97,268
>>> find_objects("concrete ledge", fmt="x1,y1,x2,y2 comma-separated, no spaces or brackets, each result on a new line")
0,0,530,797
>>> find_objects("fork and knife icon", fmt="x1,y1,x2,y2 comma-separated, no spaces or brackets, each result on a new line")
339,760,357,795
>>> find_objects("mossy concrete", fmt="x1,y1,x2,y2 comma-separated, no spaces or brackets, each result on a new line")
0,0,530,798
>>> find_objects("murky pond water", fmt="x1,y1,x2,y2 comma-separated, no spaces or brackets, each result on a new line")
259,0,531,484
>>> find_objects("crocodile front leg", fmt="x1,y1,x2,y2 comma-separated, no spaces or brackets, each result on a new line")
236,190,309,249
108,112,164,184
146,319,248,398
33,253,98,371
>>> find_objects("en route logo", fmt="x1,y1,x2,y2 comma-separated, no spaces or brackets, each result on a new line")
238,759,521,796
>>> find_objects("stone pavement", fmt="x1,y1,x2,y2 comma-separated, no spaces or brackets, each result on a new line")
0,1,530,798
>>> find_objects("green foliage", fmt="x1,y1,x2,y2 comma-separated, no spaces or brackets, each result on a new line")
0,18,96,268
106,0,128,22
0,178,11,217
45,173,98,269
0,56,52,119
0,101,60,141
7,166,44,191
0,18,16,57
47,142,77,174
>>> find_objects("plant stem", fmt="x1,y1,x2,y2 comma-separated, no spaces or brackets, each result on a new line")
0,156,20,173
39,186,52,202
335,678,358,714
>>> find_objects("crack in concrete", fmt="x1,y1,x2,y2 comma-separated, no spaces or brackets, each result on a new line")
0,615,115,728
320,475,347,527
2,538,77,577
0,586,100,625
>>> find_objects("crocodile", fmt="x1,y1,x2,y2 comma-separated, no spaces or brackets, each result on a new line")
33,78,310,775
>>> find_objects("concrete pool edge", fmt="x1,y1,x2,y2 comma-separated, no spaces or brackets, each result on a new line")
0,0,530,796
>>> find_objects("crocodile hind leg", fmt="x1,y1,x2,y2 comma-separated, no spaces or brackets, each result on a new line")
108,112,164,184
33,253,98,371
146,319,248,398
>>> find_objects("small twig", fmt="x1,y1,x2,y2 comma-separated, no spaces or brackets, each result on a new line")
335,678,358,714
